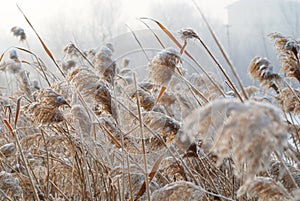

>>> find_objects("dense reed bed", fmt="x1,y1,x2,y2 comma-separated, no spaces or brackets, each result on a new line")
1,7,300,201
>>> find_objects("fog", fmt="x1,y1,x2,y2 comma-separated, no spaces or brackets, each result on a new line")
1,0,299,86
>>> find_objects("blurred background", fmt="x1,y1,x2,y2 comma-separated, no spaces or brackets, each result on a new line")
1,0,300,86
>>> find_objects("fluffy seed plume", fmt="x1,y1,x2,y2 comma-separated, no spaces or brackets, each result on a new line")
183,99,287,179
67,67,113,115
9,49,18,61
94,45,116,84
62,60,77,73
178,28,199,41
276,87,300,114
11,26,26,41
63,44,79,57
25,88,68,125
0,143,16,158
248,56,281,93
0,49,22,74
121,58,130,68
237,177,291,201
131,111,180,152
71,104,92,142
147,48,181,86
269,33,300,82
151,181,204,200
0,171,22,199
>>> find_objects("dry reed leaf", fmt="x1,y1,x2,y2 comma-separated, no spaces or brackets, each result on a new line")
114,173,159,200
237,177,291,201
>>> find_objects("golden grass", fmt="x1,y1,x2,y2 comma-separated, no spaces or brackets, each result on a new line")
2,7,300,201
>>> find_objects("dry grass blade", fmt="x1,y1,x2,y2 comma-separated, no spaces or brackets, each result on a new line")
100,124,122,148
155,86,166,104
191,0,248,100
16,46,52,86
137,18,166,49
133,73,150,201
14,96,21,128
139,17,182,49
17,5,65,78
69,42,95,69
3,119,40,201
0,189,13,201
135,155,164,200
126,24,150,62
0,52,4,62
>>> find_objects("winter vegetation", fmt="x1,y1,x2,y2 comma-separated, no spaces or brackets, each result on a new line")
1,1,300,201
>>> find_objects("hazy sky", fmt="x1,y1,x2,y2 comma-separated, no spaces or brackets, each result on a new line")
1,0,238,29
0,0,238,53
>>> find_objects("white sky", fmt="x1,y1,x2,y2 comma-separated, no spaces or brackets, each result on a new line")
0,0,238,52
1,0,238,28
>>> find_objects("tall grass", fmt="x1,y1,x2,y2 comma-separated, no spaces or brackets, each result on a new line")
1,5,300,201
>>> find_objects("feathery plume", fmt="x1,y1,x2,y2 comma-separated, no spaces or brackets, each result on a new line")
94,45,116,84
147,48,181,86
237,177,291,201
276,87,300,114
151,181,204,200
67,67,113,115
248,56,281,93
269,33,300,82
0,143,16,158
0,171,22,199
25,88,68,125
183,99,287,179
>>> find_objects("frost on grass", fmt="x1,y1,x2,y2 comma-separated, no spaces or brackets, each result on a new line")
182,99,287,179
147,48,181,86
248,56,281,93
3,25,300,200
